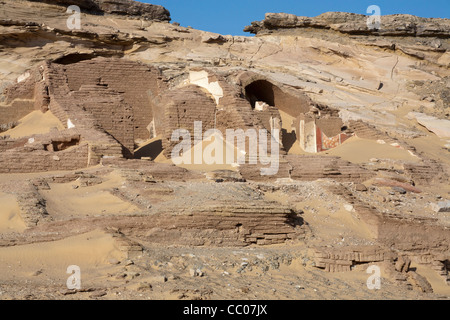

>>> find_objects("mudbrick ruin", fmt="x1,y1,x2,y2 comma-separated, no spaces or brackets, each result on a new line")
0,0,449,300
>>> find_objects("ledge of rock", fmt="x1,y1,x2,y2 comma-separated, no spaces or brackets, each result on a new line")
28,0,171,21
244,12,450,37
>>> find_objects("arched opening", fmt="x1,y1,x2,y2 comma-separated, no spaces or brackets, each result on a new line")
245,80,275,108
244,79,310,153
244,79,310,117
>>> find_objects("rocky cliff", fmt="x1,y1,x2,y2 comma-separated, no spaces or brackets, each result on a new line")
27,0,171,20
244,12,450,37
0,0,449,299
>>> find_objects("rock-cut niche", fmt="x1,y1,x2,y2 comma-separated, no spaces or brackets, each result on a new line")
244,79,310,152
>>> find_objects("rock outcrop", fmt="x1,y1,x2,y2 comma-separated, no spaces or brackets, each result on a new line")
28,0,171,21
0,0,449,299
244,12,450,37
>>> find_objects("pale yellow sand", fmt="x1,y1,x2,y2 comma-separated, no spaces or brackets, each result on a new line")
0,192,27,232
265,190,375,241
170,132,240,172
41,171,140,218
322,136,420,163
0,110,65,139
0,229,125,278
286,140,311,155
405,134,450,167
411,262,450,295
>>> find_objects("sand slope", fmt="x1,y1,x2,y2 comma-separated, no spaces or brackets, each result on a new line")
0,229,125,280
0,110,64,139
41,172,141,218
0,192,26,232
322,136,419,163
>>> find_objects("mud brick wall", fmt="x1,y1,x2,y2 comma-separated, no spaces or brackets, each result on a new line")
255,105,282,134
46,63,71,125
0,137,28,152
376,213,450,255
72,85,135,157
216,79,255,130
271,85,311,117
88,142,124,166
239,157,292,181
0,143,89,173
286,155,376,183
45,63,130,162
0,100,35,125
33,77,50,112
102,158,204,181
215,78,285,159
160,85,217,157
403,160,448,185
63,57,165,141
3,72,36,103
105,201,300,247
348,120,397,144
314,246,389,272
0,66,49,125
327,182,450,275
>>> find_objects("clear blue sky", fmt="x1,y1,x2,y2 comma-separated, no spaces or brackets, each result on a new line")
143,0,449,36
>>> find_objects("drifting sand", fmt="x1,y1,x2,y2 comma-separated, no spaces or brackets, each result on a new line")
0,110,65,139
264,189,375,242
0,192,26,232
41,171,140,218
322,136,420,163
411,262,450,296
405,134,450,167
170,132,241,172
0,229,125,279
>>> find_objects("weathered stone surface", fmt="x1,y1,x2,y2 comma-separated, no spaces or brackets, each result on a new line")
244,12,450,37
431,201,450,213
0,0,449,300
407,112,450,138
28,0,171,21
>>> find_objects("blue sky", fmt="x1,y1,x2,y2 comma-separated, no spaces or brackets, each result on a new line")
144,0,449,36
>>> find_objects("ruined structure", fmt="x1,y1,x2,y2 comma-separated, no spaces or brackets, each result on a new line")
0,0,449,299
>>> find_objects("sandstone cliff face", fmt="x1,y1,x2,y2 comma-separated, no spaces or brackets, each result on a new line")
27,0,171,21
0,0,449,298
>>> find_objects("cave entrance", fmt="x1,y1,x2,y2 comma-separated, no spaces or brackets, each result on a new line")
245,80,275,109
244,80,309,153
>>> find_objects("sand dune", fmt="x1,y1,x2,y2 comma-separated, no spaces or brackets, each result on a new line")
0,110,64,139
0,229,125,279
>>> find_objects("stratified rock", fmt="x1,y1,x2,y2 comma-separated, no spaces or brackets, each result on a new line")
28,0,171,21
244,12,450,37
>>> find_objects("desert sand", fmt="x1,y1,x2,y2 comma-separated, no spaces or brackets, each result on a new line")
0,0,448,302
0,192,27,233
322,136,420,164
0,110,64,139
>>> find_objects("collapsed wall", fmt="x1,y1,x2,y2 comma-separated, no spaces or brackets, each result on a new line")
0,57,170,173
0,65,49,126
0,59,397,176
62,58,165,142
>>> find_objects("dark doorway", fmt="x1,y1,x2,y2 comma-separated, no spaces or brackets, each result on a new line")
245,80,275,108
